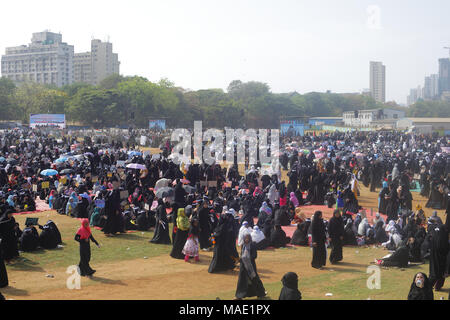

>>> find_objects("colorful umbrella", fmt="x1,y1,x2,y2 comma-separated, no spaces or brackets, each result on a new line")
40,169,58,176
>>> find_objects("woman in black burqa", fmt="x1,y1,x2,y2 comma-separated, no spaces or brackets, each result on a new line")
279,272,302,300
198,200,212,250
328,210,344,264
0,238,8,288
377,240,409,268
102,186,122,236
150,198,171,244
311,211,327,269
290,219,310,246
234,234,266,300
428,222,449,291
208,212,238,273
407,272,434,300
0,210,19,262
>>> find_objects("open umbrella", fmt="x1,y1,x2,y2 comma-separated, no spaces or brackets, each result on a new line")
0,157,5,162
40,169,58,176
127,151,142,157
55,157,69,163
126,163,146,170
84,152,94,157
155,187,174,199
60,169,74,175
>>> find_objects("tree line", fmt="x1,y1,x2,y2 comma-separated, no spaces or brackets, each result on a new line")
1,75,448,129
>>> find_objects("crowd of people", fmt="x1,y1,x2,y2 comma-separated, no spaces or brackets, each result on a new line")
0,127,449,300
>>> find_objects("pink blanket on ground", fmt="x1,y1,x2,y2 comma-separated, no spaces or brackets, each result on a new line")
12,199,50,216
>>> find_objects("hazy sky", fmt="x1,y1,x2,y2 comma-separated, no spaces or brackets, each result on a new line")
1,0,449,104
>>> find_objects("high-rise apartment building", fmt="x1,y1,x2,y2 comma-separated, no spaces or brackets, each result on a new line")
423,74,439,100
370,61,386,103
1,31,74,87
74,39,120,85
438,58,450,96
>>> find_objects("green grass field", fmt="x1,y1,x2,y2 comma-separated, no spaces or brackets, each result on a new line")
6,210,449,300
10,212,172,271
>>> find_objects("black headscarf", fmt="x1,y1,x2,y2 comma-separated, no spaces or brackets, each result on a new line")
311,211,325,242
279,272,302,300
407,273,434,300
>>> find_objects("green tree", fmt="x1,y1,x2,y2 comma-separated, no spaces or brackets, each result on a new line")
0,77,17,120
99,74,126,90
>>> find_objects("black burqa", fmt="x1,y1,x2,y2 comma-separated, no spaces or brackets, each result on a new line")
150,199,171,244
102,189,122,235
235,241,266,299
19,226,39,252
385,188,400,222
279,272,302,300
446,207,450,275
0,211,19,261
328,213,344,264
291,220,310,246
74,233,99,277
0,239,8,288
428,225,449,290
311,211,326,269
378,185,389,214
270,225,289,248
198,205,212,249
382,241,409,268
407,273,434,300
208,214,238,273
38,223,59,249
374,220,389,244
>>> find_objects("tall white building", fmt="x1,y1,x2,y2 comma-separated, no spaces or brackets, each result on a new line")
423,74,439,100
407,85,425,106
369,61,386,103
74,39,120,85
1,31,74,87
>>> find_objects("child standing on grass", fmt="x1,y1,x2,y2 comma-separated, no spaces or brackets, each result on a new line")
182,219,200,262
75,218,100,277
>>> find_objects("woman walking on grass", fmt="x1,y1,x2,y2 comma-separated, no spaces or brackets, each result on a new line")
75,218,100,277
234,234,266,300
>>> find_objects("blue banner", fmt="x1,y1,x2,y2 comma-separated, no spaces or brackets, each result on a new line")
149,120,166,131
280,120,304,136
30,114,66,128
